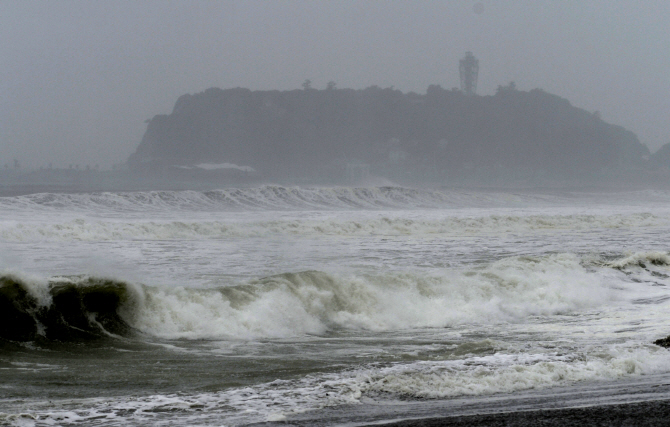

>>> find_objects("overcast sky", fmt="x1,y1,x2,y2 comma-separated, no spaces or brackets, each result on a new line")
1,0,668,168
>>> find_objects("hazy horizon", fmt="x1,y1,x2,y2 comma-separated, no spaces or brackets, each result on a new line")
2,0,669,169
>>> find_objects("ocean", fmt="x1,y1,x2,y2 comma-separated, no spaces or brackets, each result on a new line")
2,186,670,426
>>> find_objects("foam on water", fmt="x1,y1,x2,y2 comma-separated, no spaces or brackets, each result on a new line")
134,256,597,338
0,212,663,242
354,347,670,399
605,251,670,269
5,188,670,426
12,345,670,426
0,186,501,213
4,252,664,342
139,252,669,340
3,186,670,216
3,251,670,425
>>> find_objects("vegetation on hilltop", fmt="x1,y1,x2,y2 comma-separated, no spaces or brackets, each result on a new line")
128,85,650,184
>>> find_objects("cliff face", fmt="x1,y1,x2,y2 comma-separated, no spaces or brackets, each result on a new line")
128,85,649,182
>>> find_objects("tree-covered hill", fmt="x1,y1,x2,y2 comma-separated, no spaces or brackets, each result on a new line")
128,85,649,183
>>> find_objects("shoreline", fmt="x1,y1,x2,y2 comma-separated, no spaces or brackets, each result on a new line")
250,375,670,426
364,400,670,426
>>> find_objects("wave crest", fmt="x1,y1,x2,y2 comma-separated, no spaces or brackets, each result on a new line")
0,274,141,342
604,251,670,269
0,185,594,214
3,251,665,342
132,254,621,339
1,212,661,242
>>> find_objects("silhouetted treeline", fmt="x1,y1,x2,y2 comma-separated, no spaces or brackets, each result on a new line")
129,85,650,183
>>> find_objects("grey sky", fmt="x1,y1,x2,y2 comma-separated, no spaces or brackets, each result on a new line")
1,0,668,168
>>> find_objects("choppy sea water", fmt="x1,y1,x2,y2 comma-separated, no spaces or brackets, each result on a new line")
2,186,670,426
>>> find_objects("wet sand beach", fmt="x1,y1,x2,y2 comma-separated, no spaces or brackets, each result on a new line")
369,400,670,427
250,374,670,426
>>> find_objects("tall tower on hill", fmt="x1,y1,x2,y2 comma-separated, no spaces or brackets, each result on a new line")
459,51,479,96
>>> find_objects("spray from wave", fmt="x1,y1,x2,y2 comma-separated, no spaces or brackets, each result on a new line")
3,252,666,343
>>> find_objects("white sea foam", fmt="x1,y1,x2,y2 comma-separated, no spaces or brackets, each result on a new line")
0,186,498,213
241,346,670,417
3,251,666,341
0,270,52,307
6,188,670,427
605,251,670,269
3,186,670,215
126,253,643,340
20,345,670,426
0,212,663,242
354,347,670,399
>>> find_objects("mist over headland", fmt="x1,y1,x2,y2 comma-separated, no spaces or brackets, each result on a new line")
2,1,670,194
2,1,669,176
127,83,652,186
3,78,669,195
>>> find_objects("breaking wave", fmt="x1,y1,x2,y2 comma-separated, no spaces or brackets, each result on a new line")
0,212,661,242
3,186,670,215
0,186,484,213
0,274,141,342
3,252,665,343
603,251,670,269
0,185,636,214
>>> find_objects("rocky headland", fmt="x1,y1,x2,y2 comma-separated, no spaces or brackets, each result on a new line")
127,84,663,186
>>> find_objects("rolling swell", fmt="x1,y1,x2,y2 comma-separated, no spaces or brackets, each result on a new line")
3,186,670,214
0,185,564,213
0,275,139,342
1,212,661,242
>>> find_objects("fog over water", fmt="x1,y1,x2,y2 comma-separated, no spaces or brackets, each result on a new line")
5,5,670,424
1,0,669,169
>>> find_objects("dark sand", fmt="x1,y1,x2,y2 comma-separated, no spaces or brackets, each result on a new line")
368,400,670,426
249,374,670,427
250,399,670,427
